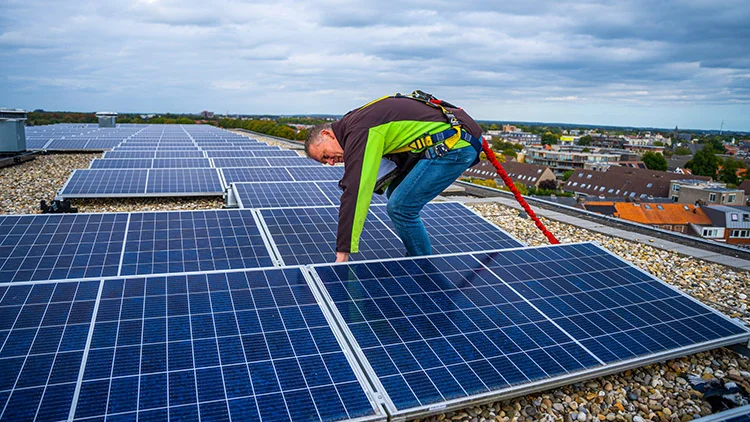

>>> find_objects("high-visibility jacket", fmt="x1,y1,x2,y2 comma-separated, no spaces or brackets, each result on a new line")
331,96,482,253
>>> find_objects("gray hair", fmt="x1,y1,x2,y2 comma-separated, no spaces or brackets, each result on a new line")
304,122,333,156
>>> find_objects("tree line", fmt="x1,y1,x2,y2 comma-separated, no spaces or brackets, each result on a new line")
218,118,307,141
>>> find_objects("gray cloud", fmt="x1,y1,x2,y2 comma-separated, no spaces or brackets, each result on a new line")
0,0,748,130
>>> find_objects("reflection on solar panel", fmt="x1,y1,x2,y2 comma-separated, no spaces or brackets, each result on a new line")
258,203,523,266
0,281,100,421
287,167,345,181
259,207,403,266
72,268,383,421
146,169,224,194
119,210,273,276
103,151,155,159
310,242,750,419
221,168,294,185
211,158,271,168
59,169,148,197
154,151,206,158
206,151,269,158
231,182,334,208
248,150,299,157
0,213,128,283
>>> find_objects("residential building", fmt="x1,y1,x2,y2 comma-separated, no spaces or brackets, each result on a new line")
739,180,750,203
700,205,750,246
583,202,711,234
502,131,541,145
563,167,710,199
589,134,626,149
525,147,620,175
502,125,517,132
463,160,556,189
200,111,215,118
669,180,745,205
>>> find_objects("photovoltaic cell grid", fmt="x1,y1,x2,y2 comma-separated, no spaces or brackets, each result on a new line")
146,169,223,194
232,182,335,209
221,168,294,185
72,269,381,421
314,181,388,206
90,159,153,169
287,167,345,181
60,170,147,197
310,243,750,417
0,281,100,421
0,214,128,283
119,210,273,277
211,158,271,168
258,202,523,266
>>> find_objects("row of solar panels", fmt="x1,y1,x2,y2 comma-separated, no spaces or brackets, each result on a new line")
102,149,300,158
0,202,521,283
57,167,347,198
1,243,748,421
88,157,321,169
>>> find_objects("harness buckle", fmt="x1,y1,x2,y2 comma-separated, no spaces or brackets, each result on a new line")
424,142,449,159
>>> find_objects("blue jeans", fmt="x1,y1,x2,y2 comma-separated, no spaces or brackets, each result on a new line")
385,146,478,256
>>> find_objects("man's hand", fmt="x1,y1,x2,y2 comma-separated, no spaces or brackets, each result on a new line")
335,252,350,263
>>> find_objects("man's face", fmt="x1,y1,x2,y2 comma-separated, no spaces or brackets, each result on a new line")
309,130,344,165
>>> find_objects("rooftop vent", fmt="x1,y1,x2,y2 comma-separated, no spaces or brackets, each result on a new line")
96,111,118,128
0,108,27,153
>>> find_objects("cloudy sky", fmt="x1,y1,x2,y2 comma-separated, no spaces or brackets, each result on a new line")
1,0,749,131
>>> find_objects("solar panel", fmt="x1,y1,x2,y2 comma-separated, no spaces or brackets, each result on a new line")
58,169,148,198
258,202,523,266
119,210,273,276
206,151,263,158
146,169,224,195
287,167,345,181
151,158,212,168
22,139,52,150
0,280,100,421
265,157,323,167
310,242,750,419
221,168,294,185
84,140,122,150
72,268,384,421
230,182,335,208
103,151,155,159
90,159,153,169
46,139,91,150
249,150,300,157
211,158,270,168
0,213,128,283
154,151,206,158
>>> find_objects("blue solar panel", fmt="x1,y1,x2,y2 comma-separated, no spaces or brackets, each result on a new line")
311,243,750,418
0,280,100,421
73,268,382,421
258,202,522,266
151,158,212,168
232,182,335,208
146,169,224,195
154,151,206,158
90,159,153,169
211,158,270,168
0,213,128,283
259,207,404,266
249,150,299,157
23,139,51,150
287,167,345,181
84,140,122,150
119,210,273,276
221,168,294,184
206,151,262,158
103,151,155,159
46,139,91,150
59,170,148,197
265,157,323,167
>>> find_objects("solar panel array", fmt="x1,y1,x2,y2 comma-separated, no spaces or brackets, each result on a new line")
11,124,750,421
310,243,750,418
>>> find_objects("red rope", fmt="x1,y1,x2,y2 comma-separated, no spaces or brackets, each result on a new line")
481,139,560,244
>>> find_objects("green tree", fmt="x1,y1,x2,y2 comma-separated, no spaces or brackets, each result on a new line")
673,146,691,155
685,146,721,178
578,135,593,146
718,158,746,185
561,170,574,181
541,132,559,145
538,179,557,191
642,152,668,171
